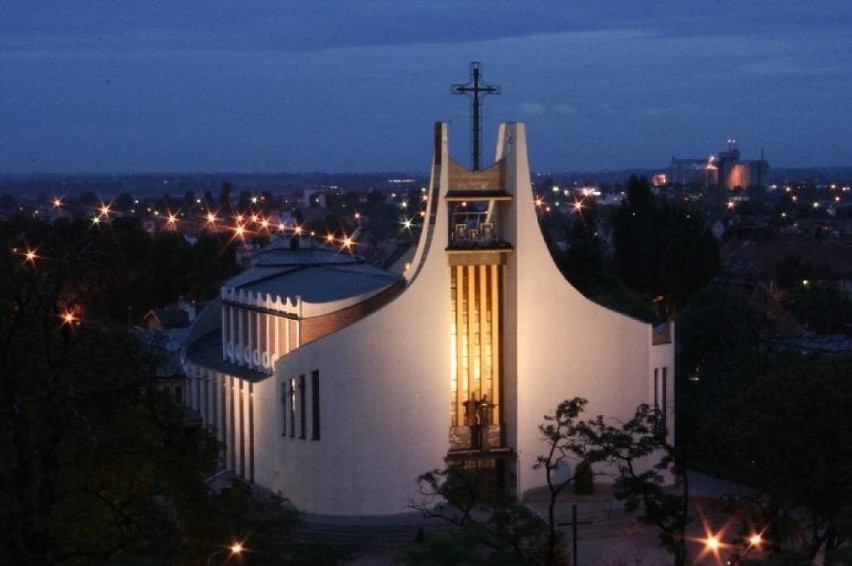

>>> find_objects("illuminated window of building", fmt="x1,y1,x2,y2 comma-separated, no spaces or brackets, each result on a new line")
450,264,502,429
289,378,296,438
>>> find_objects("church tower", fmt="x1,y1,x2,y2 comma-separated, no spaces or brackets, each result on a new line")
444,141,514,481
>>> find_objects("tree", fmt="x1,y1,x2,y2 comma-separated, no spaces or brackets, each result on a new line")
0,218,220,563
0,213,333,565
720,358,852,563
535,397,600,566
783,280,852,334
219,181,234,214
408,463,550,565
612,175,720,321
675,284,767,473
578,405,690,566
560,214,606,297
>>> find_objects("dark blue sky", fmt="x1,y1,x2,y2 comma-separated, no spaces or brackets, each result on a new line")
2,1,851,174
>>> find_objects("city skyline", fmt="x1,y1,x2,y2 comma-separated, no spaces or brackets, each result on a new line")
2,1,851,174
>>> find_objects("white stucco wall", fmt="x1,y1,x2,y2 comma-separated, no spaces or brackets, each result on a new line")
255,130,454,515
496,123,675,495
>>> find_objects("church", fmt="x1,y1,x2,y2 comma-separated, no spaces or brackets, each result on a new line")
182,120,675,516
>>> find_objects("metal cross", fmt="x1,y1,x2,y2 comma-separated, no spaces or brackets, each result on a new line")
452,62,501,170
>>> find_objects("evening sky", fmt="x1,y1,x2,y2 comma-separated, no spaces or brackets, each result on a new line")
2,1,851,174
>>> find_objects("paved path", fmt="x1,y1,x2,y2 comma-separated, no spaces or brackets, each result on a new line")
299,472,755,565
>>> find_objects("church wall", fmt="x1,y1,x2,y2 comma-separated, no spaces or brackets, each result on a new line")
254,140,453,516
300,280,406,345
496,123,675,495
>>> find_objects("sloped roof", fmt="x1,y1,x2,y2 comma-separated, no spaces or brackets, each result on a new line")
236,263,402,303
144,308,189,328
186,330,269,382
252,246,361,267
223,240,404,305
721,234,852,281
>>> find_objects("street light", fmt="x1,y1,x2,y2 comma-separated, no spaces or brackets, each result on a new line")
207,541,244,565
701,528,765,565
725,532,763,565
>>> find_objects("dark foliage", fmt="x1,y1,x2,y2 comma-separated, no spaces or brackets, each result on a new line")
408,463,551,565
612,176,720,321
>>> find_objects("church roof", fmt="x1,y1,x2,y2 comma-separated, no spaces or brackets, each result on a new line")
236,263,402,303
186,330,270,381
252,246,361,267
223,240,404,305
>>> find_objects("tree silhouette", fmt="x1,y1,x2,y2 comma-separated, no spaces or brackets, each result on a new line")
613,176,719,320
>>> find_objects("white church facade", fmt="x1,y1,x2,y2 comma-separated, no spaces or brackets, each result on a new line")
182,122,675,516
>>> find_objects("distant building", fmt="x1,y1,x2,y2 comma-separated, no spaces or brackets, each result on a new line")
716,142,770,190
182,122,675,516
669,140,769,190
668,157,715,187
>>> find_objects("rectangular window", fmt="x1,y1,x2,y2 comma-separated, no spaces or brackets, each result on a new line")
281,382,288,436
654,367,668,441
299,375,306,439
229,378,236,470
289,378,296,438
248,383,254,483
311,370,320,441
238,381,245,478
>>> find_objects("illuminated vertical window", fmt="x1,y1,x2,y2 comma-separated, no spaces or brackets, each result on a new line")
289,378,296,438
450,262,502,428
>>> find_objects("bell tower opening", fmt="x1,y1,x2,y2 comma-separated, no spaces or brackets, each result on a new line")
444,159,513,456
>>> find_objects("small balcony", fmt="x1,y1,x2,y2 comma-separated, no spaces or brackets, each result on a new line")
448,209,511,250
